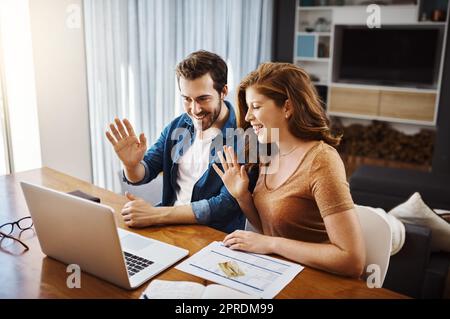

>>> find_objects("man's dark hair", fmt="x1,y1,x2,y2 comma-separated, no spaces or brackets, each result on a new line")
176,50,228,96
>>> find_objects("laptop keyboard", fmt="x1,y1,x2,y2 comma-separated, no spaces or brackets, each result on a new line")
124,251,154,277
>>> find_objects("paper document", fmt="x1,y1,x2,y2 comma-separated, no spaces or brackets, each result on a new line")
175,241,304,299
140,279,259,299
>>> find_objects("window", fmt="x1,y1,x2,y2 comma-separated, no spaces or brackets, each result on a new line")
0,78,10,175
0,30,10,175
0,0,41,174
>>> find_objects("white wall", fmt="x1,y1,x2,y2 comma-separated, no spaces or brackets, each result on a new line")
28,0,92,182
332,5,419,25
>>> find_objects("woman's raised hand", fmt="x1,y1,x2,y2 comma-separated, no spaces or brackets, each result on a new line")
212,146,249,201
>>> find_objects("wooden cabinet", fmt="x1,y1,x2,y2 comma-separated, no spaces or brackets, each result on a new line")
328,87,379,116
328,86,437,123
379,91,436,122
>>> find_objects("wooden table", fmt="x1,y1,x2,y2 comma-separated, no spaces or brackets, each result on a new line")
0,167,406,299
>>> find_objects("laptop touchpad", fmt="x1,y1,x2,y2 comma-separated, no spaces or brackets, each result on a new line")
121,234,154,252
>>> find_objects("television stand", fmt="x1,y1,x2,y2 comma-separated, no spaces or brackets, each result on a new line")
328,84,437,125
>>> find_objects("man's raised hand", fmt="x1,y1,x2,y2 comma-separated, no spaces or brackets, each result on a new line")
105,118,147,169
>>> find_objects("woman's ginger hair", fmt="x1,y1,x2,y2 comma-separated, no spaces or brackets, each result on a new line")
236,62,341,146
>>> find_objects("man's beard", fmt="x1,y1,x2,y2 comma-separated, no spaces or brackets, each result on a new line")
192,100,222,131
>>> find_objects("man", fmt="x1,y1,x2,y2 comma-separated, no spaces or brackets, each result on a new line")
106,50,255,233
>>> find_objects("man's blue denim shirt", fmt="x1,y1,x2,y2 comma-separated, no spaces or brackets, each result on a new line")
123,101,258,233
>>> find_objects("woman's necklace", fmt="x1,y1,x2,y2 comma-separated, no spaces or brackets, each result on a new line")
279,144,301,157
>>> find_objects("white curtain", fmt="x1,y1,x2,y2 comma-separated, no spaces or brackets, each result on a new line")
84,0,273,192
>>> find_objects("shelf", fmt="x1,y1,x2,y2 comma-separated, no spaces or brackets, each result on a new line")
418,0,449,25
298,4,418,11
296,57,329,62
416,21,447,25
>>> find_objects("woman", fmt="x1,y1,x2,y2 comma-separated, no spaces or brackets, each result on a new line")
212,62,365,278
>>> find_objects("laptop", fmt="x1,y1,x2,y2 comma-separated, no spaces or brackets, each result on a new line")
20,181,189,290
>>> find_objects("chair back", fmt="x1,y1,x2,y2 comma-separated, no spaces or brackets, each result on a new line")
118,171,163,205
356,205,392,286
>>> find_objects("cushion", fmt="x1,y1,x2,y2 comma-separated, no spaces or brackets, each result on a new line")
389,192,450,253
384,211,406,256
434,209,450,223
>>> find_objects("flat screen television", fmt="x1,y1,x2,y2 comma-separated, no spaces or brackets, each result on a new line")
333,25,444,88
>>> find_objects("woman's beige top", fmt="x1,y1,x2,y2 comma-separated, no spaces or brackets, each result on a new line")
253,141,354,243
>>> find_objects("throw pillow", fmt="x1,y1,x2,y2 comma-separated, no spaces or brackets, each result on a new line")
383,211,406,256
389,192,450,252
433,209,450,223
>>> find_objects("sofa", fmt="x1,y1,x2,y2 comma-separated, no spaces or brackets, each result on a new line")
350,165,450,298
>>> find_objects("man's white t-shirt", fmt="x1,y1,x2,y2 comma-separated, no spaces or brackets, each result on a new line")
173,128,220,206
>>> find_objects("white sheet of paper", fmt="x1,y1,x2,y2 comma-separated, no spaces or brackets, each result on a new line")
141,280,205,299
140,279,259,299
175,241,304,299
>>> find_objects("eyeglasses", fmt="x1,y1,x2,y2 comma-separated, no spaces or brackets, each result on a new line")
0,216,33,251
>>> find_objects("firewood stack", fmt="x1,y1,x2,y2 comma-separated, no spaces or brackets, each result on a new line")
331,119,435,165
